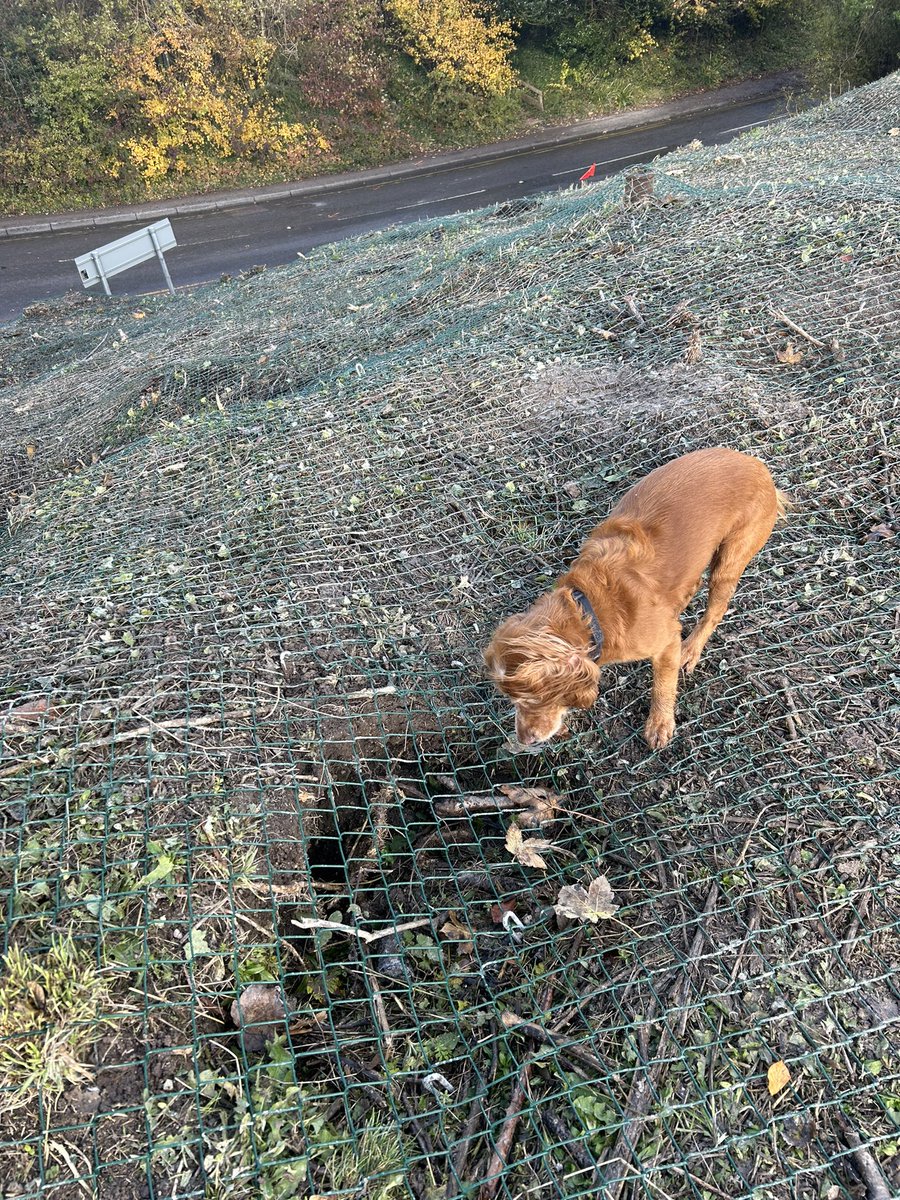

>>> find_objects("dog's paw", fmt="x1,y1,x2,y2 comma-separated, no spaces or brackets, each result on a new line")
644,712,676,750
680,637,703,675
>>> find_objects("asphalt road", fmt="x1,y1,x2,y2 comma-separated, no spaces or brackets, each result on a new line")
0,93,788,323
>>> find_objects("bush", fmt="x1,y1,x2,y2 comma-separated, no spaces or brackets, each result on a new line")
385,0,518,95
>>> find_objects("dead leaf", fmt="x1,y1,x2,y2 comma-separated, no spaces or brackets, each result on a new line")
767,1059,791,1096
26,445,35,460
864,522,894,543
132,310,146,319
490,900,517,924
684,329,702,364
27,981,47,1010
440,911,474,955
500,1011,524,1030
554,876,619,923
889,127,900,136
498,784,560,828
505,821,552,871
776,341,804,365
1,697,55,727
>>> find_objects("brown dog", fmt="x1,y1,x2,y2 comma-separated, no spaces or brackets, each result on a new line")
484,447,788,750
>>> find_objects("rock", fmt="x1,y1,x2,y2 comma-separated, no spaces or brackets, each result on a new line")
230,984,289,1055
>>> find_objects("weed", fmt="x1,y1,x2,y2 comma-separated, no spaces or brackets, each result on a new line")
0,937,118,1113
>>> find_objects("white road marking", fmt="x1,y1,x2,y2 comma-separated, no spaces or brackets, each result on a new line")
550,145,669,177
395,188,486,212
717,114,788,135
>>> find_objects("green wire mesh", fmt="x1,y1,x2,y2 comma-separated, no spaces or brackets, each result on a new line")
1,72,898,1200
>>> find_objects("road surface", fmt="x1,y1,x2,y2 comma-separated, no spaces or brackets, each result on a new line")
0,93,789,323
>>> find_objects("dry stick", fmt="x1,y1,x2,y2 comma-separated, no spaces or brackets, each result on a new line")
778,672,804,742
477,1057,535,1200
344,685,397,701
678,1167,735,1200
291,915,434,944
501,1016,615,1078
446,1061,484,1200
599,1023,655,1197
706,901,761,1096
839,1119,892,1200
343,1053,436,1158
539,1108,598,1181
624,295,645,327
0,709,251,779
771,307,839,353
433,793,543,819
360,949,394,1059
234,911,305,965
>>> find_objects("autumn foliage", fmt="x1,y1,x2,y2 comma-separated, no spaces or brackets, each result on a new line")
113,1,326,180
0,0,895,212
384,0,517,95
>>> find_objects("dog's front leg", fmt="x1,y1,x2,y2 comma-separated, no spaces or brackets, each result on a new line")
644,632,681,749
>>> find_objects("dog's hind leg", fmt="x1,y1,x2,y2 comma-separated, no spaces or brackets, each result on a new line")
680,515,776,675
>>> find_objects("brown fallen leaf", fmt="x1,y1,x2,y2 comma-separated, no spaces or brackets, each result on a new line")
776,341,804,365
505,821,553,871
864,523,894,543
490,900,517,925
1,697,55,728
27,981,47,1011
498,784,560,828
554,876,619,923
767,1059,791,1096
440,911,474,955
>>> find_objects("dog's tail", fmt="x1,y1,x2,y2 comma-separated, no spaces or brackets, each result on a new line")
775,488,794,522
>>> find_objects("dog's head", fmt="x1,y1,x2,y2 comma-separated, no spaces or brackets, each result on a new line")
484,599,600,747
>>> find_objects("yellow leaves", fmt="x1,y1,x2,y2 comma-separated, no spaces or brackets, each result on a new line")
114,1,322,181
767,1060,791,1096
625,29,657,60
385,0,516,96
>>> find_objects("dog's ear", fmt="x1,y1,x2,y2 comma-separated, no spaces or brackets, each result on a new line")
484,614,530,683
559,650,601,708
483,644,505,681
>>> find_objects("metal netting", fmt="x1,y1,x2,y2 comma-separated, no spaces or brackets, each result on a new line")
1,72,898,1200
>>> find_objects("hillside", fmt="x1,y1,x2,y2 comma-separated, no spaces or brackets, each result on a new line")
0,72,898,1200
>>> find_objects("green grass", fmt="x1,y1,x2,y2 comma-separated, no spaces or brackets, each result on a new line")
0,937,118,1113
513,21,807,123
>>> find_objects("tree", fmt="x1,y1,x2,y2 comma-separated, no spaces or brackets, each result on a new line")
259,0,386,115
384,0,517,95
112,0,327,180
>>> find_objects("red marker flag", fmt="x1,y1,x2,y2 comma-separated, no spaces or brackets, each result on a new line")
580,163,597,182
